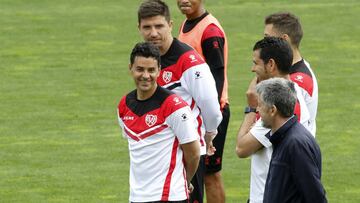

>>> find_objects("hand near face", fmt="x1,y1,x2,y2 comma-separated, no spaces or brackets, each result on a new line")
246,77,259,108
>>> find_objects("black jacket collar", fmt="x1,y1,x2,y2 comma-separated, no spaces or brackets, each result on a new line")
269,116,298,146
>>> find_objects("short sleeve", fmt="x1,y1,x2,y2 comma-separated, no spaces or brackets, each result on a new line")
166,106,198,144
250,118,272,148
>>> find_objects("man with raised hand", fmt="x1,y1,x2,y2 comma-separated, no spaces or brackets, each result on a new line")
236,37,313,203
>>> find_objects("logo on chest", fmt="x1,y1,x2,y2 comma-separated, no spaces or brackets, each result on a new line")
162,71,173,83
145,114,157,127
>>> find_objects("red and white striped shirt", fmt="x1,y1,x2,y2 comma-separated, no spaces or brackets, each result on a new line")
117,86,198,202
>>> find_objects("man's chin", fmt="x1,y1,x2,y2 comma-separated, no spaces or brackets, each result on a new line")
179,8,192,14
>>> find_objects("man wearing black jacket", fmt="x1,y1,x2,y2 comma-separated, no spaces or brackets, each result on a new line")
255,78,327,203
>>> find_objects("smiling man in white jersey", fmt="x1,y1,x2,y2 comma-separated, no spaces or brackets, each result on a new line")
117,42,200,202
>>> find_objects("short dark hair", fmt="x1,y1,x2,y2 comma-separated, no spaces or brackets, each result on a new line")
138,0,170,24
265,12,303,48
256,78,297,118
130,42,161,67
253,37,293,74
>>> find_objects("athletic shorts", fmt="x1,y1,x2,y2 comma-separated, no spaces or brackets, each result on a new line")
205,104,230,174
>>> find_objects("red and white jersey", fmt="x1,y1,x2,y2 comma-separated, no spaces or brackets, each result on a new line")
117,86,198,202
157,38,222,155
290,59,318,136
248,83,311,203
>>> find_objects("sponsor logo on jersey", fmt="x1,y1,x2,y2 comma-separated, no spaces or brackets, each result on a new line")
189,54,198,63
162,71,172,83
145,114,157,127
173,97,182,105
195,71,202,79
181,113,188,121
122,116,134,121
294,75,304,83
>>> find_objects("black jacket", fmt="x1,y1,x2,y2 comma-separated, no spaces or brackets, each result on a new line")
263,116,327,203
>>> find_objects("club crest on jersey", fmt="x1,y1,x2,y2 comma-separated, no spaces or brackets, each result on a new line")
162,71,172,83
145,114,157,127
189,54,198,63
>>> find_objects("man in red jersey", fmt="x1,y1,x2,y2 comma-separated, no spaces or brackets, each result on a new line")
117,42,200,202
137,1,223,203
176,1,230,202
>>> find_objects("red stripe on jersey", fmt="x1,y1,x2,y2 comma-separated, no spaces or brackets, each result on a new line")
294,100,301,122
138,124,169,140
201,24,225,42
124,128,140,141
124,124,168,142
196,116,205,146
290,72,314,96
190,99,195,110
161,138,179,201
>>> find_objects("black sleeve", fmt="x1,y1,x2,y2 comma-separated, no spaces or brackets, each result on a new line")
201,36,225,101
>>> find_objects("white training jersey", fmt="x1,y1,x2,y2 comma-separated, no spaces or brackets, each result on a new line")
117,86,198,202
248,83,311,203
290,59,318,136
157,38,223,155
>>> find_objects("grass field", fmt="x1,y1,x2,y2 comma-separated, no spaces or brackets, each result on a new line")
1,0,359,202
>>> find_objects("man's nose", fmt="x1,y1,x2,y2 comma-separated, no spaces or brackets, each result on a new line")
142,71,150,78
150,27,157,37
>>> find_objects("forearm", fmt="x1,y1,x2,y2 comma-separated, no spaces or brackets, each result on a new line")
181,141,200,184
200,98,223,132
236,112,258,157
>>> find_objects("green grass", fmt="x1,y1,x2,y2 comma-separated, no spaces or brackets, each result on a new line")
1,0,359,202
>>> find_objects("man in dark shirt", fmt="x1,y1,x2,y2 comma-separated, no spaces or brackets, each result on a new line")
255,78,327,203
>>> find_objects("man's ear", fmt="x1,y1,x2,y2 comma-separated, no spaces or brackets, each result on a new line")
169,20,173,31
267,58,276,73
270,105,277,117
129,63,132,70
282,34,291,44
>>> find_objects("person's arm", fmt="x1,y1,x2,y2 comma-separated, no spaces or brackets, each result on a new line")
164,95,201,186
236,77,270,158
180,50,222,133
181,140,200,186
201,24,225,102
117,98,127,138
236,113,263,158
291,137,327,203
